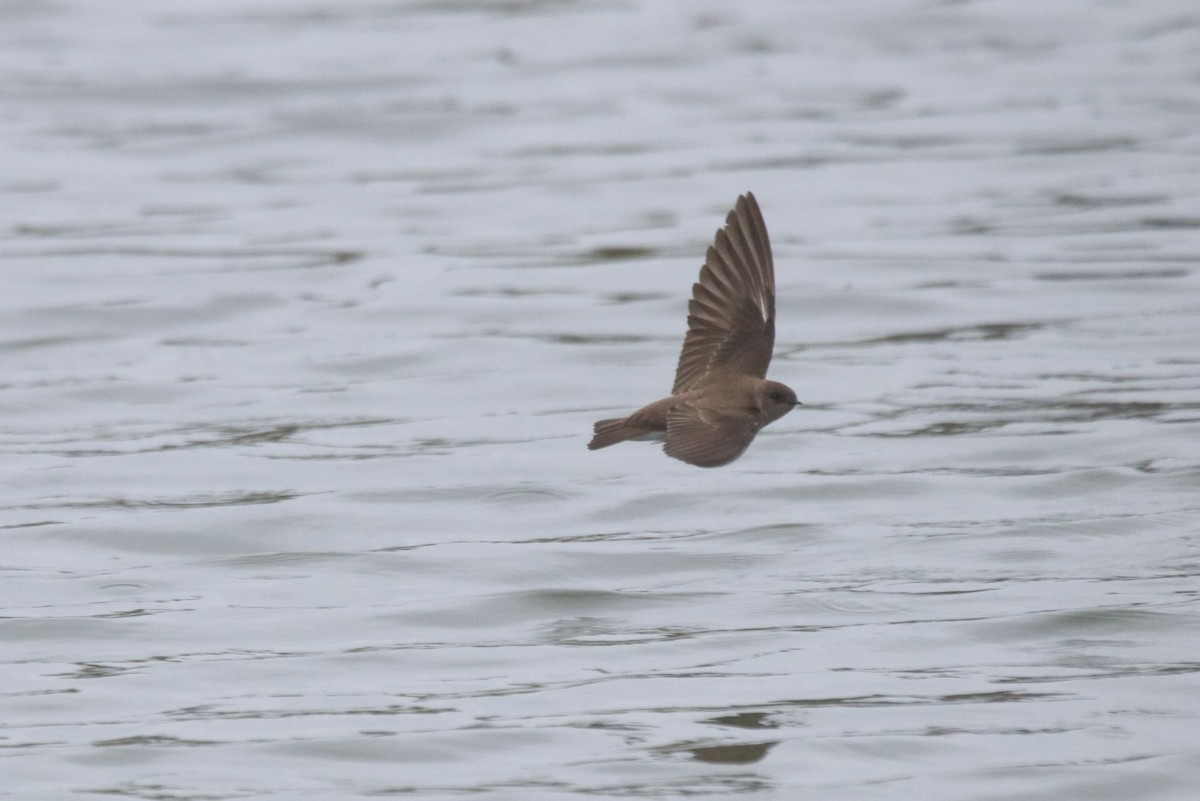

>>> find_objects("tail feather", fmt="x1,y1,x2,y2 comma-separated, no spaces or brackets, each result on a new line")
588,417,634,450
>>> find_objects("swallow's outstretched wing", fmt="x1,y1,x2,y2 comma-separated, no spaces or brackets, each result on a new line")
672,192,776,394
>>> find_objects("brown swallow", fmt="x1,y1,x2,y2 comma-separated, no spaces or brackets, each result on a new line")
588,192,799,467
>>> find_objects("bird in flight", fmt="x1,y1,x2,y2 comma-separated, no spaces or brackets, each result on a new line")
588,192,799,467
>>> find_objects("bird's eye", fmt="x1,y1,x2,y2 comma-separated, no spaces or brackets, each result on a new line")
770,392,783,402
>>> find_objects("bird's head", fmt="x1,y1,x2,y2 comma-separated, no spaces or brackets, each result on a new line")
759,380,801,424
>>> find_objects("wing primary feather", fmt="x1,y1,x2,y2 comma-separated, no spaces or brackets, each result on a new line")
671,192,777,394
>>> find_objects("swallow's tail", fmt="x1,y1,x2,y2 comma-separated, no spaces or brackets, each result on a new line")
588,417,637,450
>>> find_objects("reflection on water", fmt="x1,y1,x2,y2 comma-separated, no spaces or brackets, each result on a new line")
2,0,1200,799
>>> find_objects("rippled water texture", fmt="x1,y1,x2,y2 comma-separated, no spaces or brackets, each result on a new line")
3,1,1199,799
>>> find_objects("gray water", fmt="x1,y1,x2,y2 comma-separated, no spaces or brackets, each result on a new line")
3,1,1199,799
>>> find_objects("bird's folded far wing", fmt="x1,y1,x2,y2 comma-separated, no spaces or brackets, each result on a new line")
672,192,775,394
663,404,760,468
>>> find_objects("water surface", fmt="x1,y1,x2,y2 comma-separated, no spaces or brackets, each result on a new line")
2,1,1199,799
